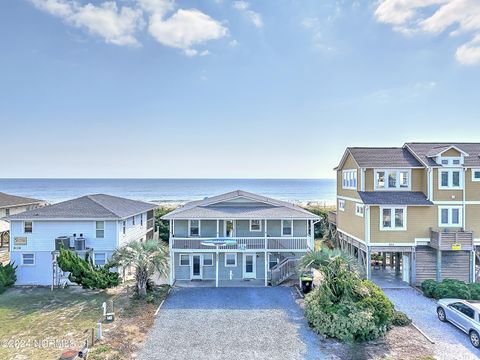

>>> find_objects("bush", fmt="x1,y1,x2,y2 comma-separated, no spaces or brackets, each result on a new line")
468,283,480,300
392,310,412,326
0,263,17,294
421,279,437,298
57,248,120,289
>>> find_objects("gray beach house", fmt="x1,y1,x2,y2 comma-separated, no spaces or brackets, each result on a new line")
162,190,320,287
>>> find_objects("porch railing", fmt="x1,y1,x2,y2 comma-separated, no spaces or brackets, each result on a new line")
171,237,309,251
430,228,474,251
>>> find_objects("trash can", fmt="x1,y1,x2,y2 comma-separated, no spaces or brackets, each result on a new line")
59,350,79,360
300,272,314,294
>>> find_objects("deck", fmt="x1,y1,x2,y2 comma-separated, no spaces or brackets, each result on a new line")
171,237,311,252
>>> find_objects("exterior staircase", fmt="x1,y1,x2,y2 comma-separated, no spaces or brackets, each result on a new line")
270,257,299,285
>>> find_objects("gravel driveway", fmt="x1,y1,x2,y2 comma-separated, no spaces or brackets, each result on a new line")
384,288,480,360
138,287,325,360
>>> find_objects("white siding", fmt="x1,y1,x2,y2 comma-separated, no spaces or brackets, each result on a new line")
118,212,151,246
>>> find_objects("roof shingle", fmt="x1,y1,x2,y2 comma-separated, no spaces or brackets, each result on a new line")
358,191,433,206
346,147,423,168
405,143,480,167
0,192,45,209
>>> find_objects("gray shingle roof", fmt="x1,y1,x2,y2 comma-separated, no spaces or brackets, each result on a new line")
358,191,433,206
162,190,320,220
0,192,45,209
5,194,157,220
405,143,480,167
344,148,423,168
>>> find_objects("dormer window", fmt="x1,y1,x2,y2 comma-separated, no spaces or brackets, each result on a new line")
342,170,357,190
375,170,410,190
437,157,463,167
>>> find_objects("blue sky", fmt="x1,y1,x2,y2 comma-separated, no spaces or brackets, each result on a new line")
1,0,480,179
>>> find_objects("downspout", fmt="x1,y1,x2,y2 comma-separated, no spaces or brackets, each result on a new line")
364,205,371,280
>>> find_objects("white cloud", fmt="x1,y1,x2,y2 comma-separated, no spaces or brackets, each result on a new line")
233,1,263,28
31,0,144,46
229,39,239,47
374,0,480,65
147,8,228,55
30,0,229,55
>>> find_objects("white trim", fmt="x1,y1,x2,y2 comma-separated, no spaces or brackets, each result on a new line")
190,254,203,279
337,195,362,203
374,169,412,191
21,253,35,266
225,253,237,267
249,220,262,232
369,242,416,247
179,254,190,266
434,201,480,205
93,252,107,266
428,145,469,158
338,199,345,212
242,253,256,279
365,206,370,245
268,253,278,270
380,206,407,231
281,220,293,236
337,229,366,244
355,203,364,217
342,169,357,190
188,220,201,237
438,169,463,190
203,253,214,266
438,206,463,227
472,169,480,182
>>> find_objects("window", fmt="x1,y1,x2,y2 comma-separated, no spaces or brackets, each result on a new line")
225,253,237,267
355,204,364,217
203,254,213,266
189,220,200,237
282,220,293,236
439,170,463,189
94,253,106,266
95,221,105,238
225,220,235,237
441,159,449,165
179,254,190,266
342,170,357,190
122,221,126,235
249,220,262,232
338,199,345,212
381,207,406,231
472,170,480,182
132,216,135,226
451,303,475,319
5,208,10,216
439,157,463,167
268,254,278,270
439,207,462,227
453,159,461,165
22,253,35,266
24,221,33,233
140,214,143,226
375,170,410,190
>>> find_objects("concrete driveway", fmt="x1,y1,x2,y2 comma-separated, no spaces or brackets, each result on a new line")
139,287,325,360
384,288,480,360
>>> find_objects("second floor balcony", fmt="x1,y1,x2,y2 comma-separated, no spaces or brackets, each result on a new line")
429,228,474,251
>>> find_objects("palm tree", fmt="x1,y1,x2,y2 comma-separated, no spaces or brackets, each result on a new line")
113,240,169,297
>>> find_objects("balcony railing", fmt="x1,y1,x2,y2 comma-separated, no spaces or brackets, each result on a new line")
171,237,310,251
430,228,474,251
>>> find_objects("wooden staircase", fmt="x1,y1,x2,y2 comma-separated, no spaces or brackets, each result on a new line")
270,257,299,285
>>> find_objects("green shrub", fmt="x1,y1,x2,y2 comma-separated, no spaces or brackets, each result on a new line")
433,279,471,300
57,248,120,289
0,263,17,294
421,279,437,298
468,283,480,300
392,310,412,326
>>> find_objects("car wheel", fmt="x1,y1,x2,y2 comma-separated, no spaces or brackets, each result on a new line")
437,307,447,322
470,330,480,349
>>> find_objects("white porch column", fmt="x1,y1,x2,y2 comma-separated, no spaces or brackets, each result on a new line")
170,251,175,285
215,247,219,287
216,220,219,238
264,251,268,286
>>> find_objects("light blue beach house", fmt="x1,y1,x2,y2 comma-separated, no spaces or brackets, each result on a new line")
5,194,157,286
162,190,320,287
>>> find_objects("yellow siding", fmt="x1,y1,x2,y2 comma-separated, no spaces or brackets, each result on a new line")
336,153,361,200
337,199,364,240
442,148,462,157
363,168,426,193
369,206,436,244
432,168,463,201
466,204,480,238
465,169,480,201
365,169,374,191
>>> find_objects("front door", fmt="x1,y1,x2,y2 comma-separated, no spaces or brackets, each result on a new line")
243,253,256,279
191,255,202,280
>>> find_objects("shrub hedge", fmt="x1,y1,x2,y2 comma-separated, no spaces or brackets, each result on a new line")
0,263,17,294
421,279,480,300
392,310,412,326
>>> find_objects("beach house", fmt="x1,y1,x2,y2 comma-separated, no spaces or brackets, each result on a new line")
162,190,320,286
330,142,480,286
5,194,157,285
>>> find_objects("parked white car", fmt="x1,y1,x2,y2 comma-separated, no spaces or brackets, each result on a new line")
437,299,480,349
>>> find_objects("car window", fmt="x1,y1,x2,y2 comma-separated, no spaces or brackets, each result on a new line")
451,303,475,319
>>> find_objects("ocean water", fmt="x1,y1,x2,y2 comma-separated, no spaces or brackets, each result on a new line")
0,178,336,205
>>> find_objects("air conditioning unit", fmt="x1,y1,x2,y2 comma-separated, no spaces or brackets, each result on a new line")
74,237,86,251
55,236,70,251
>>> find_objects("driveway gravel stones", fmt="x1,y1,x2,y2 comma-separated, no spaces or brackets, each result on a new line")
384,288,480,360
139,287,326,360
